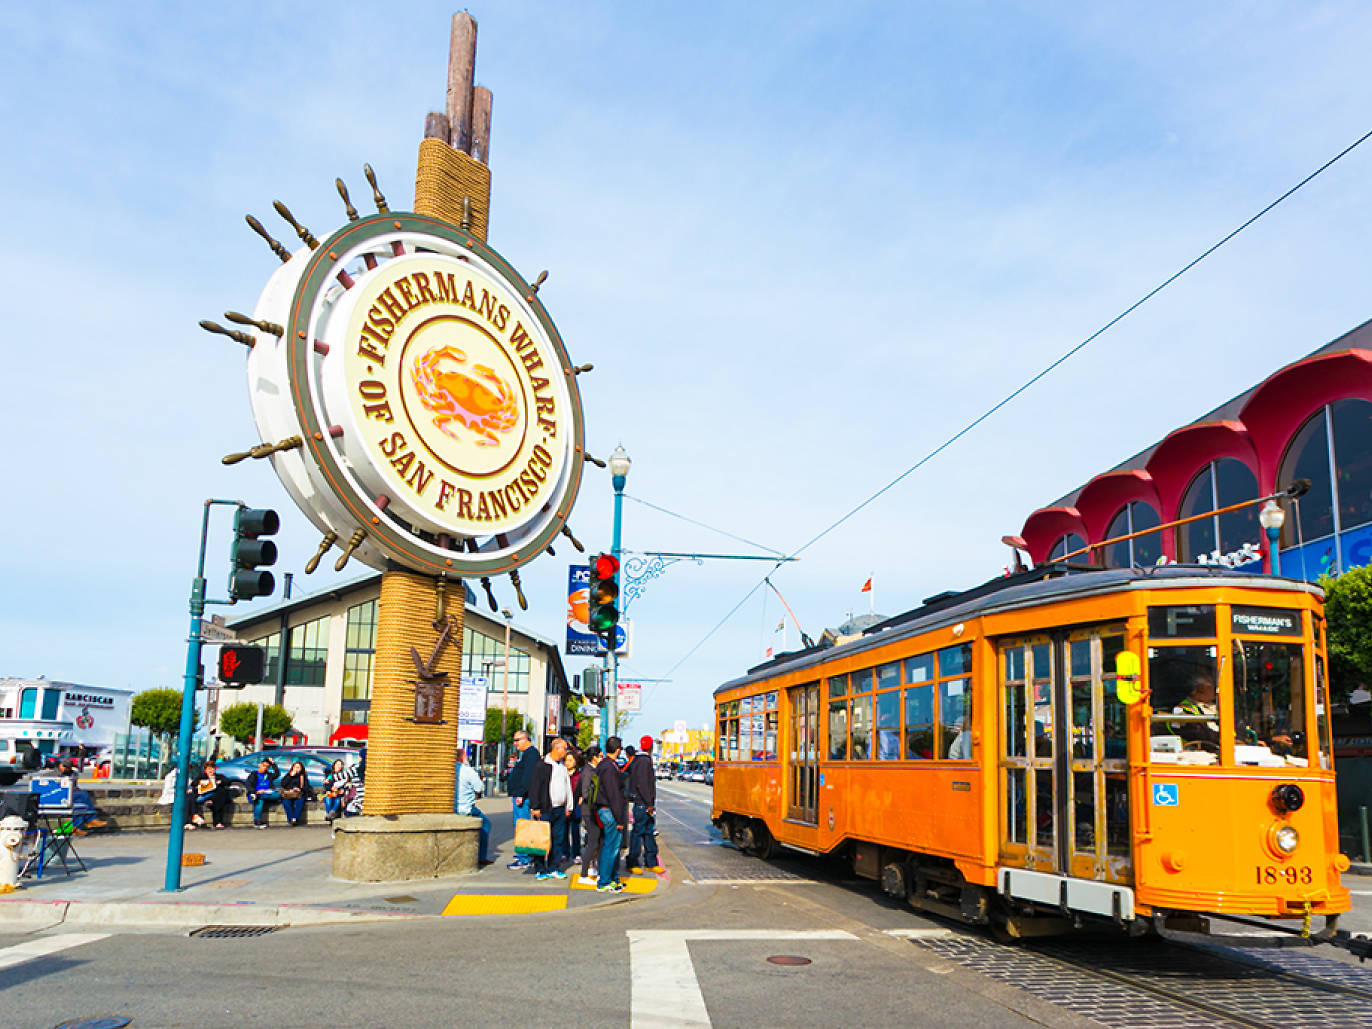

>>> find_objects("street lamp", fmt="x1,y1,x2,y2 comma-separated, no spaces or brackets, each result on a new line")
1259,500,1286,577
499,608,513,771
604,445,630,742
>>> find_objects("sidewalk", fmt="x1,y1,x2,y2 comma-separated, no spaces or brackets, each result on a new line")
0,795,668,929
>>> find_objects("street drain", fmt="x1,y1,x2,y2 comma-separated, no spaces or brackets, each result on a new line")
766,955,812,966
190,925,280,939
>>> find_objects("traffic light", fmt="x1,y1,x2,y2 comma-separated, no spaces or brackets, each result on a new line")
587,553,620,642
580,666,602,701
229,507,279,601
217,644,265,686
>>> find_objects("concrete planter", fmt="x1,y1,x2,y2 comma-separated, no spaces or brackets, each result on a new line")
332,813,481,882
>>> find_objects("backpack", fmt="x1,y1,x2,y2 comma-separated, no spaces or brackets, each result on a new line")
584,769,601,810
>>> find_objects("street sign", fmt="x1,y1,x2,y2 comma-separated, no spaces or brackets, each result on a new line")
618,681,642,712
458,675,488,743
200,616,241,644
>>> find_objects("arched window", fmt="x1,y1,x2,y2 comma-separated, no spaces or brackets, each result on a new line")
1333,399,1372,533
1048,533,1087,562
1279,411,1335,546
1102,501,1162,568
1276,398,1372,562
1177,459,1260,563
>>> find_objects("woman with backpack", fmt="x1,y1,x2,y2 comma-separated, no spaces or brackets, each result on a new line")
577,745,603,885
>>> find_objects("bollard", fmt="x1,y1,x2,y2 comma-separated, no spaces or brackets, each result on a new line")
1361,806,1371,864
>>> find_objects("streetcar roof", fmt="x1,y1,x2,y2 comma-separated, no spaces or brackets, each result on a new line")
714,566,1322,696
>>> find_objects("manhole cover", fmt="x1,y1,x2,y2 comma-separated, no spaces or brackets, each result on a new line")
190,925,280,939
766,955,812,966
51,1019,133,1029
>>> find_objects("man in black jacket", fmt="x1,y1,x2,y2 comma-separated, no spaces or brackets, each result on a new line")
594,736,629,891
625,735,661,873
506,730,540,869
527,737,571,878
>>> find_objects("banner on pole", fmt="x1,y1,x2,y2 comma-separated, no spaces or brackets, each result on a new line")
457,675,488,743
566,564,629,656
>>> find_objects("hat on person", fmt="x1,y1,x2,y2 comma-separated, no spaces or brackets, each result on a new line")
639,735,653,751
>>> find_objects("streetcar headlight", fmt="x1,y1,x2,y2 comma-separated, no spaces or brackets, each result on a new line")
1273,824,1300,854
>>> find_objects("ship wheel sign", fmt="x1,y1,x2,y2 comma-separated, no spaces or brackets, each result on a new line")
205,171,590,602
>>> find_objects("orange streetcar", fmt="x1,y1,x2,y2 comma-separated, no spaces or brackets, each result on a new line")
713,566,1367,951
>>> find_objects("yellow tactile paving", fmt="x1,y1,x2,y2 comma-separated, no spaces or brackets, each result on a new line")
569,874,660,894
441,893,568,916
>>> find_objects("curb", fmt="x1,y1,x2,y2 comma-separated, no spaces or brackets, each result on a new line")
0,898,432,930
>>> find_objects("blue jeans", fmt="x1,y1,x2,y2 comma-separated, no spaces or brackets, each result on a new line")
323,795,343,819
252,792,278,824
627,802,658,868
533,808,566,874
597,809,621,887
465,804,491,862
568,803,582,859
282,795,305,823
511,797,531,864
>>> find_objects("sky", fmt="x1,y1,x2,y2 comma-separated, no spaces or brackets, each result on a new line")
6,2,1372,738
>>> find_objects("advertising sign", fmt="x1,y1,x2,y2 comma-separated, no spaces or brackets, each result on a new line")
457,675,488,743
618,681,642,712
566,563,629,656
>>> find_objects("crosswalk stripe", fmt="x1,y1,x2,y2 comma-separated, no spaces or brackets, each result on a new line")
0,933,109,972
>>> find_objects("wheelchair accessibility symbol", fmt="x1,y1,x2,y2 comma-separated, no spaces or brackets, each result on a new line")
1152,783,1179,807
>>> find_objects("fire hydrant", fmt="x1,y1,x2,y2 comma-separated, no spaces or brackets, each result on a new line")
0,815,28,892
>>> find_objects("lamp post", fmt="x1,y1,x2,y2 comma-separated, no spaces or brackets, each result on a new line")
1259,500,1286,577
604,445,631,742
498,608,513,773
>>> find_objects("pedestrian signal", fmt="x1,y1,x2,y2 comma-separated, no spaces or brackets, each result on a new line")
587,553,620,641
229,507,279,601
217,644,265,686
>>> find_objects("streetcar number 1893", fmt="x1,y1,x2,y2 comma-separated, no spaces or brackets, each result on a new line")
1256,865,1312,885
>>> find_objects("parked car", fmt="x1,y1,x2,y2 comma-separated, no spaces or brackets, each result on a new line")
215,749,348,793
703,766,714,786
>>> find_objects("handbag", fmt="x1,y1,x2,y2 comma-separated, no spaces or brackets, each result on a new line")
280,788,302,800
513,817,551,856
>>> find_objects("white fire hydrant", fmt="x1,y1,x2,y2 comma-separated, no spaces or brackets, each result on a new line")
0,815,28,892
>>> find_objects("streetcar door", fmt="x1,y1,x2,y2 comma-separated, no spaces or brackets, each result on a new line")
999,635,1060,872
786,682,820,824
1063,628,1132,885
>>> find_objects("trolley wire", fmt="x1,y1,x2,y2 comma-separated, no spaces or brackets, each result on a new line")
648,123,1372,691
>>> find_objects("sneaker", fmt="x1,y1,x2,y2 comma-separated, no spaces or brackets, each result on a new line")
535,872,552,881
255,823,267,830
548,870,568,880
596,882,625,893
506,860,526,869
628,866,644,875
649,865,666,874
577,875,597,885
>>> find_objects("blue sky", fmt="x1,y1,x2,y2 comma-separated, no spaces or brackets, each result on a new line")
6,2,1372,737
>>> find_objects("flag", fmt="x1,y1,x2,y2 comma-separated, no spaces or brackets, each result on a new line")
860,577,872,593
773,620,785,633
765,646,774,658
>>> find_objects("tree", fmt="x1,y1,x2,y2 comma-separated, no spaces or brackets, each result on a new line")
484,708,531,750
219,701,293,745
567,694,597,750
130,688,197,737
1321,566,1372,704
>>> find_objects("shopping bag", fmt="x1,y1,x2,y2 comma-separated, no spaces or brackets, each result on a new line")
513,817,551,856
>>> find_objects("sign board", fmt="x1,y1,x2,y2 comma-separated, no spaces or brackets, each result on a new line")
618,681,642,712
200,619,241,644
546,693,561,733
565,565,630,656
457,675,488,743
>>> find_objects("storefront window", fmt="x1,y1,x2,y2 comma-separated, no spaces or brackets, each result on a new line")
1048,533,1088,562
342,600,376,717
286,616,329,686
1333,399,1372,534
1279,411,1335,546
1178,459,1259,563
463,627,531,693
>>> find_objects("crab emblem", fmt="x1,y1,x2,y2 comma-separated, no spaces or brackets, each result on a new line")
409,345,519,447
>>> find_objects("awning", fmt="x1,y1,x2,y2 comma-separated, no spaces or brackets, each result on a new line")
330,724,369,744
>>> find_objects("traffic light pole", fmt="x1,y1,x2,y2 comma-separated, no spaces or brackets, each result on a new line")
164,498,239,892
601,468,626,743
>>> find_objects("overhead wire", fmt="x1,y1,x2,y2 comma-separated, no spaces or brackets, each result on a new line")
646,123,1372,694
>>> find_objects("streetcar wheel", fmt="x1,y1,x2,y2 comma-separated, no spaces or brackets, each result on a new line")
748,821,775,860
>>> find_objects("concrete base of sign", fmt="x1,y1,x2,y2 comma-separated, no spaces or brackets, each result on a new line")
331,813,481,882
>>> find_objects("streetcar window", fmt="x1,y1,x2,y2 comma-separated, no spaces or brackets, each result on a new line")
905,653,934,684
1003,647,1025,682
939,679,973,759
1070,639,1092,678
938,644,972,677
1004,682,1027,757
741,695,754,715
765,709,779,760
875,690,900,759
1073,771,1095,852
1031,642,1052,681
828,675,847,698
1147,605,1217,638
1006,768,1027,844
875,661,901,690
851,669,873,694
828,702,848,760
1148,645,1219,761
904,685,934,760
1231,640,1307,766
850,696,873,760
1105,772,1129,856
1035,768,1054,849
1071,680,1094,761
1315,652,1332,771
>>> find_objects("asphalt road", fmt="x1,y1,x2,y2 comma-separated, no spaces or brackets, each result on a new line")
3,780,1371,1029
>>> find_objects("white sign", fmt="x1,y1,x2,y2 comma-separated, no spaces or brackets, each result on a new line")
673,719,688,735
199,622,241,644
618,681,642,712
457,675,489,743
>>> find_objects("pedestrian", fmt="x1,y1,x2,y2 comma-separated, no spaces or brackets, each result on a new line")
348,748,366,815
322,759,355,822
528,737,571,880
505,729,540,869
626,736,663,874
191,760,232,829
247,757,280,828
454,747,492,865
578,745,603,885
55,757,107,832
594,736,629,892
279,760,316,826
564,747,584,864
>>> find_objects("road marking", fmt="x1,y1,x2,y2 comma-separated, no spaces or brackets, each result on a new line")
687,878,816,886
627,929,857,1028
1348,890,1372,896
0,932,109,972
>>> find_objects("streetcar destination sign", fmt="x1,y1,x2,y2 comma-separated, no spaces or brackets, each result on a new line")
1230,607,1300,636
